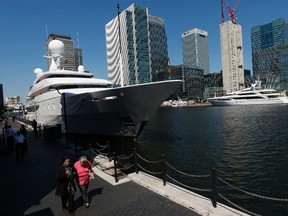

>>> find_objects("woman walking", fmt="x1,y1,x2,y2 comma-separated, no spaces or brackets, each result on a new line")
14,130,25,161
74,155,93,208
55,156,76,215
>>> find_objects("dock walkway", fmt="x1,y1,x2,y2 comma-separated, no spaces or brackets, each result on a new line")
0,119,247,216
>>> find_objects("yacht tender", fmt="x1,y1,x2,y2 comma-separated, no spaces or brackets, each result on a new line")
25,40,181,137
207,80,288,106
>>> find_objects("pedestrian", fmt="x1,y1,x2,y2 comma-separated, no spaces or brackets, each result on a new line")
14,130,25,161
74,155,93,208
20,124,27,150
32,119,38,137
55,156,76,215
5,125,15,152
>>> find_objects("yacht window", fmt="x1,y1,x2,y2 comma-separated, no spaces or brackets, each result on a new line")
26,105,39,112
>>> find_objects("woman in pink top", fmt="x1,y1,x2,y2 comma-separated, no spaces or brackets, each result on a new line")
74,155,93,208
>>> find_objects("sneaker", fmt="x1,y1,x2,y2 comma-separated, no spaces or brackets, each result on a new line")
85,203,90,208
68,210,75,216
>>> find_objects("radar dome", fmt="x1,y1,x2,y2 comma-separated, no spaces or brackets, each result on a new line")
78,65,85,72
34,68,43,77
48,40,65,56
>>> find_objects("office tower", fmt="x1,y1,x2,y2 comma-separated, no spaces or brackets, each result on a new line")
182,28,210,74
105,3,169,85
251,18,288,89
170,65,204,99
220,20,244,93
46,34,83,71
149,15,169,81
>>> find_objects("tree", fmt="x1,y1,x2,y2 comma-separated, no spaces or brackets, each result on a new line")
0,105,7,122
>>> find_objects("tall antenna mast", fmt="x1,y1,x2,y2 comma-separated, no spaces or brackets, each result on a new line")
76,32,80,48
117,3,124,87
45,23,48,39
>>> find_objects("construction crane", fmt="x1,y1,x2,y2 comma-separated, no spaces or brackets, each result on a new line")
221,0,240,24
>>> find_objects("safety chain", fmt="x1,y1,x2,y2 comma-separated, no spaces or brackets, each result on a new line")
118,152,135,160
166,174,211,192
137,163,162,175
119,163,135,171
218,193,261,216
165,162,211,178
95,142,109,149
90,146,109,157
136,153,162,164
219,177,288,202
88,145,98,155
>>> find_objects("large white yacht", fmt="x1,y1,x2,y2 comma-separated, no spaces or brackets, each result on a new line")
207,80,288,106
25,40,181,137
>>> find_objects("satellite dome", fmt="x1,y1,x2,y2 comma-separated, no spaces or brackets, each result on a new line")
78,65,85,72
34,68,43,77
48,40,65,56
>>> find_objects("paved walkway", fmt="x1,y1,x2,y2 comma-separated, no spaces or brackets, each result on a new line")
0,119,200,216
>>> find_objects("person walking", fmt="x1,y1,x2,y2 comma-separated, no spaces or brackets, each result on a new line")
5,125,15,152
74,155,93,208
19,124,28,151
32,119,38,137
55,156,76,215
14,130,25,161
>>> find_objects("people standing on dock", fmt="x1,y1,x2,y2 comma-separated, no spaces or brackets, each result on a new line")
55,156,76,215
74,155,93,208
20,124,27,150
5,125,15,152
32,119,38,137
14,130,25,161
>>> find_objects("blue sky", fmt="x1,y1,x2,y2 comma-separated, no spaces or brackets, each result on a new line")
1,0,288,103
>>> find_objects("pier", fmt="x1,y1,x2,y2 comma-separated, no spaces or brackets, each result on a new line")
0,119,254,215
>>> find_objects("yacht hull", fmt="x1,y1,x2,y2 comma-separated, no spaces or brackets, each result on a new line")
208,97,288,106
26,80,181,137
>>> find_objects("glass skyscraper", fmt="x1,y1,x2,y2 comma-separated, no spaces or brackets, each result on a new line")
182,28,210,74
149,15,169,82
251,18,288,89
105,4,169,85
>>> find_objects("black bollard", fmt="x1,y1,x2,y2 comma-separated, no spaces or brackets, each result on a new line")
211,168,217,207
113,152,118,183
162,154,166,186
134,148,138,174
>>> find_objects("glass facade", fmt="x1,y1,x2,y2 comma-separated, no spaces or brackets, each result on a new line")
133,5,150,84
149,16,169,81
170,65,204,99
251,18,288,89
182,28,210,74
105,4,168,85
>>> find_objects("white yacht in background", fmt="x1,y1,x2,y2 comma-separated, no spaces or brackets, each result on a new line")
25,40,181,137
207,80,288,106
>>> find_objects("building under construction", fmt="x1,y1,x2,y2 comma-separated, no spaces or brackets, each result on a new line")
220,0,244,93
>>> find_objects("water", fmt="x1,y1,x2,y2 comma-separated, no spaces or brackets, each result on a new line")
136,105,288,216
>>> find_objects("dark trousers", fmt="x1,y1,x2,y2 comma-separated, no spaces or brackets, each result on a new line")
79,183,89,204
7,136,14,151
15,143,24,161
61,194,74,211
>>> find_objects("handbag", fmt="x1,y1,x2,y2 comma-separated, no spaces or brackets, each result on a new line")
67,182,75,194
89,170,95,180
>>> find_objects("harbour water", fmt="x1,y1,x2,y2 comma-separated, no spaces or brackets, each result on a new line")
136,105,288,216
